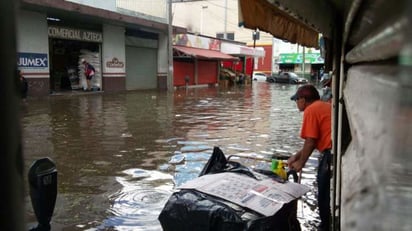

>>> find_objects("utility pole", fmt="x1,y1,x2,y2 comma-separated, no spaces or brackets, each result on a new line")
200,5,208,34
251,29,259,83
224,0,227,39
167,0,173,91
302,46,306,78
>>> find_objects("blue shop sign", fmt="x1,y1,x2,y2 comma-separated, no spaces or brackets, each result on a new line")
17,52,48,68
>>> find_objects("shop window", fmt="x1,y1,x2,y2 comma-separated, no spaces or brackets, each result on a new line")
216,32,234,40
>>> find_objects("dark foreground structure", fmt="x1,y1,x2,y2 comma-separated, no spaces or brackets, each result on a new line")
0,0,25,230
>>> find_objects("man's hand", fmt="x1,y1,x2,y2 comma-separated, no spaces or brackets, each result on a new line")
287,138,317,172
287,153,299,167
288,157,306,172
287,151,305,172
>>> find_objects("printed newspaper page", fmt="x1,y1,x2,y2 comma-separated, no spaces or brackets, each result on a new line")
178,172,310,216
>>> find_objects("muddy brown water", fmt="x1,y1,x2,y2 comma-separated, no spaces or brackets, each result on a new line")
22,83,322,230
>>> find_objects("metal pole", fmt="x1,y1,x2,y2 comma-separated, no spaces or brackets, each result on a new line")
167,0,174,91
250,30,257,84
200,6,203,34
200,5,208,34
302,46,306,78
224,0,227,39
0,0,25,230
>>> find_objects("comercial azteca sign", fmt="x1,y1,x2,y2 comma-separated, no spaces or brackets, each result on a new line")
278,53,324,64
48,26,103,43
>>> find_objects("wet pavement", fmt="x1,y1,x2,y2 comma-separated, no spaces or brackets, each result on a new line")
22,82,322,230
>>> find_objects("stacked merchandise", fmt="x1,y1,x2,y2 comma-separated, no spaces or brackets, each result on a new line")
67,67,80,90
78,50,101,91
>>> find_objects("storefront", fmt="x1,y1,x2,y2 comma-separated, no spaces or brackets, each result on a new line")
220,42,266,77
16,1,180,96
48,25,103,92
173,34,238,87
277,53,324,79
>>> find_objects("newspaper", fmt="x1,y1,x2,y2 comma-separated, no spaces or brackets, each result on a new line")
178,172,310,216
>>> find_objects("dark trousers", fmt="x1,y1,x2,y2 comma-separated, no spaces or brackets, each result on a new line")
317,149,332,230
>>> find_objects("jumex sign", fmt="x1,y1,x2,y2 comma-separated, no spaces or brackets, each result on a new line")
17,52,48,68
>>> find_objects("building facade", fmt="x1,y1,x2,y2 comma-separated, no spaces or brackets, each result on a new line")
172,33,238,87
172,0,272,76
171,0,322,78
18,0,183,96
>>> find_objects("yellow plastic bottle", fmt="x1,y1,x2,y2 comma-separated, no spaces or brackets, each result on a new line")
271,159,287,180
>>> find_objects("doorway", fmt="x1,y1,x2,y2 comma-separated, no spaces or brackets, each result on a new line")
49,39,101,92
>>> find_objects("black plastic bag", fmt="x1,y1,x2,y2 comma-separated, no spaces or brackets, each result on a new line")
158,147,301,231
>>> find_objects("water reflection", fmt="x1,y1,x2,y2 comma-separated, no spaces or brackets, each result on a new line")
22,83,321,230
99,169,173,231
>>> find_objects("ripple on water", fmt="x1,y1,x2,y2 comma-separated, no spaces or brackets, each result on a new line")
168,154,185,164
98,168,174,230
101,189,170,231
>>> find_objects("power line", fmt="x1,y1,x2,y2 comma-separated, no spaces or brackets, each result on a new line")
204,0,236,11
200,1,249,32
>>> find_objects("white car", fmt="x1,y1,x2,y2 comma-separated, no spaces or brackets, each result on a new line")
252,72,268,82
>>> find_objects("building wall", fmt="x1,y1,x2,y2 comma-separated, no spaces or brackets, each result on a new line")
172,1,318,53
16,6,169,94
66,0,168,23
65,0,116,11
341,66,399,230
116,0,168,22
172,0,273,44
16,10,50,96
157,32,169,89
102,24,126,92
171,1,320,78
17,10,130,95
253,45,272,74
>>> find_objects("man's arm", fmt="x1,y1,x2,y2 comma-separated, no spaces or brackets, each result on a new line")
288,137,316,172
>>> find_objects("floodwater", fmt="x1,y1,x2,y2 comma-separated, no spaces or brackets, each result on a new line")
22,82,323,230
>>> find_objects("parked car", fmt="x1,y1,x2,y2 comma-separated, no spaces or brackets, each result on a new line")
252,72,268,82
267,72,308,84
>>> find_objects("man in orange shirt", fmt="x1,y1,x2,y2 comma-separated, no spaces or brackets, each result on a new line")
288,84,332,231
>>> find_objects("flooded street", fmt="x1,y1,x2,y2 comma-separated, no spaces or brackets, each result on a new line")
22,82,322,230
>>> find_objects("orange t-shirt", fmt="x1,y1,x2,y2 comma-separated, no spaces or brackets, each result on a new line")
301,100,332,152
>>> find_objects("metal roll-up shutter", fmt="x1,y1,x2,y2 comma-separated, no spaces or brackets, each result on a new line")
125,35,158,90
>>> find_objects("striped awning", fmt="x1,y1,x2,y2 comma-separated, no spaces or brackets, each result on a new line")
238,0,319,48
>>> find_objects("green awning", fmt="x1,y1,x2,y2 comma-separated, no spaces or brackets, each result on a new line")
278,53,324,64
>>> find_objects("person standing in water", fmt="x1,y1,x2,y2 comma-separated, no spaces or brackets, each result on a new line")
288,84,332,231
81,58,95,91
